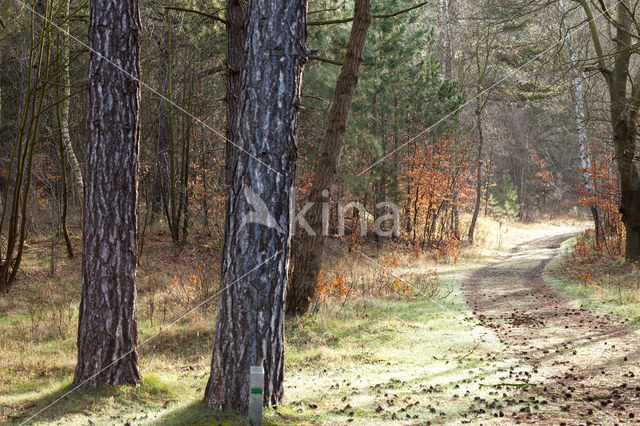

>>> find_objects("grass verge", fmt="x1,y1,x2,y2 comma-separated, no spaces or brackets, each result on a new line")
545,235,640,329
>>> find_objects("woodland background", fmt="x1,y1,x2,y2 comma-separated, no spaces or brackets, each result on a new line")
1,0,639,424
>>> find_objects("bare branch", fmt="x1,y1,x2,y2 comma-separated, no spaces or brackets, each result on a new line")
308,1,427,26
164,6,227,25
308,55,343,66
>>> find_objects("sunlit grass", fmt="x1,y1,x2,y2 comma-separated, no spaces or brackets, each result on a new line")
546,236,640,328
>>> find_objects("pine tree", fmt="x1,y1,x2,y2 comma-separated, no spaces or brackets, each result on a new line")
73,0,141,387
204,0,307,411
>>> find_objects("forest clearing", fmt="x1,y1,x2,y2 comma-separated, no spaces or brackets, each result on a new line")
3,0,640,424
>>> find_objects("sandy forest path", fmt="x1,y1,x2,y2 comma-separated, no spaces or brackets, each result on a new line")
464,233,640,425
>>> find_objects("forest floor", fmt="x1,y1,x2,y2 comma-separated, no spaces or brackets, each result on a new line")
1,218,639,425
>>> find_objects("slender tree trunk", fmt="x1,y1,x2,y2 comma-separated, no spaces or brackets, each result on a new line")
73,0,141,386
405,144,415,235
559,0,602,243
152,17,170,217
55,28,74,259
200,138,212,235
179,77,193,247
204,0,307,411
483,146,493,216
468,98,484,243
519,138,528,218
0,0,49,293
59,0,83,199
286,0,372,316
442,0,455,81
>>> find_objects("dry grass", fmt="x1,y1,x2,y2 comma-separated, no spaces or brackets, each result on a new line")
458,213,589,259
0,224,222,418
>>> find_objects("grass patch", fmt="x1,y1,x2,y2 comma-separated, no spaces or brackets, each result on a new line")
545,235,640,328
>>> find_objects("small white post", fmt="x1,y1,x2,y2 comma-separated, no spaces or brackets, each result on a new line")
249,365,264,426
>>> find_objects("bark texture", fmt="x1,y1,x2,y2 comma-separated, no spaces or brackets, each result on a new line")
286,0,371,316
73,0,141,386
609,3,640,260
204,0,307,411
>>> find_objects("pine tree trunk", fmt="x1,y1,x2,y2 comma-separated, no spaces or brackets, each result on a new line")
223,0,247,185
286,0,371,316
73,0,141,387
204,0,307,411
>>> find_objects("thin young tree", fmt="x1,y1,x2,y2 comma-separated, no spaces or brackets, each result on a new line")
467,0,498,243
57,0,83,199
558,0,602,243
73,0,141,386
54,0,78,259
0,0,51,293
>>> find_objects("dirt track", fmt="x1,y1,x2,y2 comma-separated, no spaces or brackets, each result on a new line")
464,233,640,425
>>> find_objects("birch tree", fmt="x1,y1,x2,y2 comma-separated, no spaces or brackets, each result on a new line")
558,0,603,243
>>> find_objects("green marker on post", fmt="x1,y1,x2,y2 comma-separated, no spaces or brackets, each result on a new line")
249,366,264,426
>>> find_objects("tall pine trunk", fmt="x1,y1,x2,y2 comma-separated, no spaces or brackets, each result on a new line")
286,0,371,316
204,0,307,411
223,0,246,185
73,0,141,387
